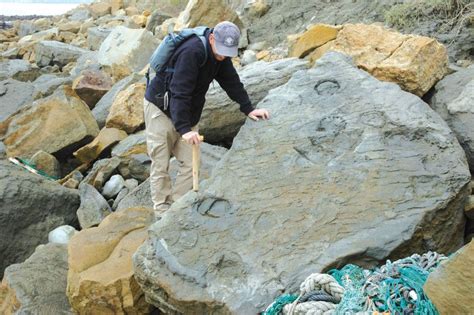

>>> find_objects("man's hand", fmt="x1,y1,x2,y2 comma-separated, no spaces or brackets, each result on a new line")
248,108,270,121
182,131,202,145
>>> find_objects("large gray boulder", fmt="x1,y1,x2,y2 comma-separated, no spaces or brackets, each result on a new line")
428,65,474,170
201,58,308,142
0,59,41,82
87,26,112,51
76,183,112,229
32,74,73,99
0,79,36,123
0,161,80,277
0,244,73,314
132,52,471,314
34,40,90,68
116,143,228,211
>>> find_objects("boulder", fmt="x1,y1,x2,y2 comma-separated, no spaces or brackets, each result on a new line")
289,24,340,58
0,244,73,314
67,5,92,21
0,59,41,82
81,157,121,190
92,73,142,128
17,27,58,47
424,242,474,314
102,174,126,199
68,51,100,78
74,127,127,165
146,10,172,34
201,58,308,142
428,65,474,170
32,74,73,99
315,24,448,96
175,0,242,30
111,131,150,181
77,183,112,229
132,52,470,313
72,69,113,109
105,82,145,133
116,142,228,211
57,21,82,33
34,40,90,68
241,49,257,66
87,27,112,51
97,26,157,79
67,207,154,314
0,85,99,159
48,225,78,244
0,160,80,277
29,150,61,179
89,1,112,18
0,79,36,123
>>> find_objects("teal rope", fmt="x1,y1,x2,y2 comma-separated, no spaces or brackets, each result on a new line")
263,294,298,315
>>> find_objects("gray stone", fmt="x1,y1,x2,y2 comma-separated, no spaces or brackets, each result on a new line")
240,49,257,66
77,183,112,229
34,40,90,68
0,141,5,159
146,11,172,34
102,174,125,199
429,65,474,170
97,26,158,77
465,195,474,220
133,52,471,314
48,225,77,244
0,59,41,82
67,6,92,21
32,74,73,99
118,153,151,182
0,243,73,314
87,27,112,51
201,58,308,142
92,73,142,128
68,51,100,78
30,150,61,179
17,20,36,38
125,178,139,190
81,157,121,191
116,143,228,211
112,187,129,210
0,79,36,123
0,160,79,277
111,130,146,157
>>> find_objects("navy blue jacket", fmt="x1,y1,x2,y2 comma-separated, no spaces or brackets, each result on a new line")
144,29,253,135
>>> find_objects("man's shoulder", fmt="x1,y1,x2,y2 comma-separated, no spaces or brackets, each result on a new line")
176,35,206,56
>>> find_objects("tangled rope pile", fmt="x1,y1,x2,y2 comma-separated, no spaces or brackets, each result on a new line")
264,251,447,315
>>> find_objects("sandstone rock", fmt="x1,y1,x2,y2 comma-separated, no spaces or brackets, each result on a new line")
0,85,99,159
116,143,228,211
110,0,124,14
111,131,147,158
68,6,92,21
87,26,112,51
289,24,340,58
63,178,80,189
245,0,270,17
201,58,308,142
97,26,157,79
74,127,127,165
105,82,145,133
133,52,470,313
34,40,90,68
58,21,82,33
67,207,154,314
72,69,113,109
0,244,73,314
324,24,448,96
130,14,148,28
424,242,474,314
92,74,142,128
33,18,52,32
17,27,58,47
0,59,41,82
0,160,80,277
81,157,121,190
77,183,112,229
58,31,77,44
68,51,100,78
48,225,78,244
0,79,36,123
175,0,242,30
78,19,95,34
89,1,111,18
125,6,139,16
30,150,61,179
428,65,474,170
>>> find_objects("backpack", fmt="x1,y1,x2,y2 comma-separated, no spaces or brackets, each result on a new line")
146,26,209,86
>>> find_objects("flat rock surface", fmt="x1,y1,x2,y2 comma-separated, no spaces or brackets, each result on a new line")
133,52,470,314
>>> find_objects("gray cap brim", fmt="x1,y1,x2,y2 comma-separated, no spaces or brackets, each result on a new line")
215,42,238,57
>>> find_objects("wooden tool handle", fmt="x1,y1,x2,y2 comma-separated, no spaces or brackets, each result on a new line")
192,135,204,191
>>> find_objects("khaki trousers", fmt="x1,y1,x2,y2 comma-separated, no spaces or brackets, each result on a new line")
143,99,196,212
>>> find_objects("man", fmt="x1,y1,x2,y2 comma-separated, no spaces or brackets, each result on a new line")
143,21,269,217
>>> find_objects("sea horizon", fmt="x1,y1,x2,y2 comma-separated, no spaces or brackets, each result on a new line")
0,0,94,17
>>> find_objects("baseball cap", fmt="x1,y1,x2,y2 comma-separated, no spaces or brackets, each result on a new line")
213,21,240,57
